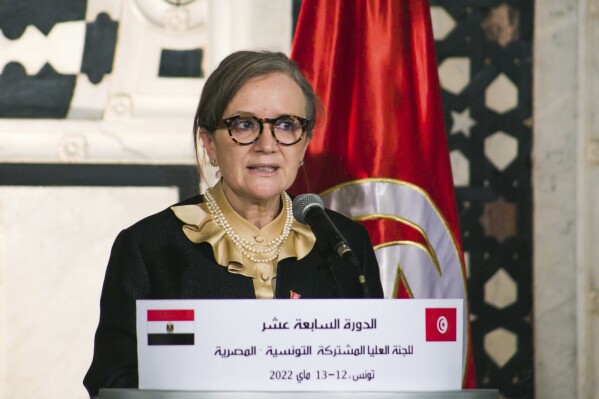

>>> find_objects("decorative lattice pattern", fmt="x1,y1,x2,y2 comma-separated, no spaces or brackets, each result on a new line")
430,1,533,397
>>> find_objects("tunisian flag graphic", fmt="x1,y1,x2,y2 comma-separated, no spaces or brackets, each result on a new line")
290,0,476,387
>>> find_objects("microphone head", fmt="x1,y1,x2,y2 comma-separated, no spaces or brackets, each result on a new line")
292,193,325,224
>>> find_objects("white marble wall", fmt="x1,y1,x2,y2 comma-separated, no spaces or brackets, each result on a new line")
0,187,179,398
534,0,599,397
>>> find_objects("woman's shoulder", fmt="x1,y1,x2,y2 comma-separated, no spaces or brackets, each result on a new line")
120,194,203,237
288,194,362,231
320,207,372,249
324,207,364,230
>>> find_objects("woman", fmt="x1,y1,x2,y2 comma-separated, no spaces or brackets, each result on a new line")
83,50,383,397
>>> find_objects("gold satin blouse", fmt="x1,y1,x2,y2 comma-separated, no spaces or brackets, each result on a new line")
171,181,316,299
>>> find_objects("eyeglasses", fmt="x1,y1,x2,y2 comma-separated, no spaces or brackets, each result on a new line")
216,113,309,146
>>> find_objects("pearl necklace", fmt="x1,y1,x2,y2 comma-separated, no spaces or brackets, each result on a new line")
204,188,294,263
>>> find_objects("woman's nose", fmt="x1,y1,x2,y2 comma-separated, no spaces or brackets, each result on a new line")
253,123,278,152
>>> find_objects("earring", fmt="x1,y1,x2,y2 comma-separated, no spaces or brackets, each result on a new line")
215,170,221,179
210,159,217,166
299,160,305,167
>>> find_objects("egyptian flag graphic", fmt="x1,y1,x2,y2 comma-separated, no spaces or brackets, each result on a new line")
147,309,195,346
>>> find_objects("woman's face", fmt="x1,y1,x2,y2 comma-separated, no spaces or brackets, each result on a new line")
201,72,309,209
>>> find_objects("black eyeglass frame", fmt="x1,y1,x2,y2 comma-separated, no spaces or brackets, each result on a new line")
216,113,310,146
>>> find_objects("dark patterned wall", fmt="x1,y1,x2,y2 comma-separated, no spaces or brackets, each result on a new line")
0,2,117,118
0,1,203,119
431,1,533,397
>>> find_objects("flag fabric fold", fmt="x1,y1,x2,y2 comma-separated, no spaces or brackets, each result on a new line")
290,0,476,387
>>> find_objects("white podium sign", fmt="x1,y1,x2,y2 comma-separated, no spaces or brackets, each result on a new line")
136,299,463,391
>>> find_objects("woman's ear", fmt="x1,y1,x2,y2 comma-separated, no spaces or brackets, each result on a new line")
198,129,216,162
300,136,310,159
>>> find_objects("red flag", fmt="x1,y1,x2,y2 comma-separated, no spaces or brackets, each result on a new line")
291,0,476,387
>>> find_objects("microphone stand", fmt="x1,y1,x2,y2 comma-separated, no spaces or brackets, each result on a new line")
337,246,369,299
322,249,343,298
320,240,369,299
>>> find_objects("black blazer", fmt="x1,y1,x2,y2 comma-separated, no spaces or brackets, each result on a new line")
83,195,383,397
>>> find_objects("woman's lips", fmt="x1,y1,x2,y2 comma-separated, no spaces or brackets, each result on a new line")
247,164,279,173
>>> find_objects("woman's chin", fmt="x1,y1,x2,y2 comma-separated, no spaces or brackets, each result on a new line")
249,189,282,203
245,183,287,203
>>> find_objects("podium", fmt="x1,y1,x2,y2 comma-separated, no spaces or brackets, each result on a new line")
99,389,499,399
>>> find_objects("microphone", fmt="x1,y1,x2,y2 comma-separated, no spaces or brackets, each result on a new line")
292,194,358,266
292,194,369,298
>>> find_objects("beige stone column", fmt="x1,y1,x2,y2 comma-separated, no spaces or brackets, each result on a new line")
534,0,599,397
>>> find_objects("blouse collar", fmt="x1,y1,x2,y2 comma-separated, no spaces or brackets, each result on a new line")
170,181,315,279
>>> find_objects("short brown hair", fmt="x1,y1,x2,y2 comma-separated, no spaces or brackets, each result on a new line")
193,50,322,157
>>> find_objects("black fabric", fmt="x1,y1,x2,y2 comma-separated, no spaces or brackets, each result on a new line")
83,195,383,397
